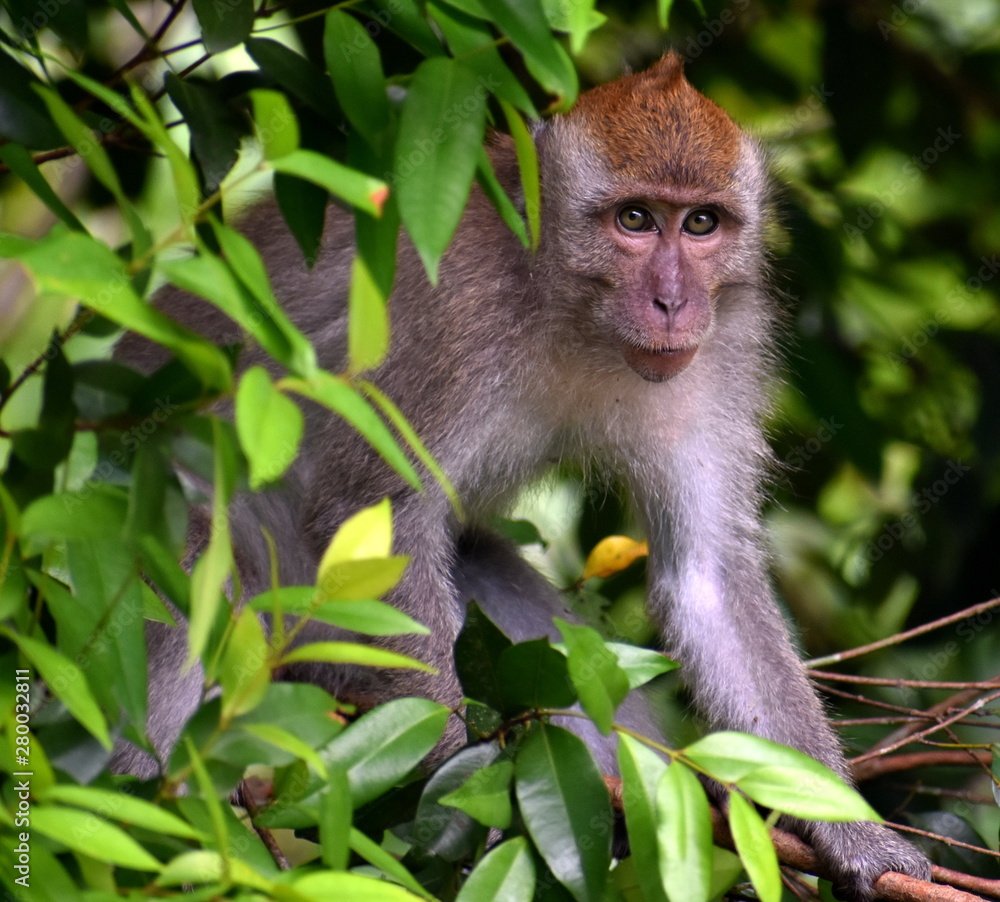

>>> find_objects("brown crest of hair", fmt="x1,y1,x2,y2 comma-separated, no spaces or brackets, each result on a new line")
570,52,742,189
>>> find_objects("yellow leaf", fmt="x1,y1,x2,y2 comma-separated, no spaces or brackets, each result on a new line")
319,498,393,570
582,536,649,580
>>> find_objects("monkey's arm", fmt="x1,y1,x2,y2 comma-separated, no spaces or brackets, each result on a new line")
634,433,932,901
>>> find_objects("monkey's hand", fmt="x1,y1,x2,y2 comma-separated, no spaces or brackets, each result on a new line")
808,820,932,902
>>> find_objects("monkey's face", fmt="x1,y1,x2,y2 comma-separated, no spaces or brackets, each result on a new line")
598,195,731,383
536,53,765,384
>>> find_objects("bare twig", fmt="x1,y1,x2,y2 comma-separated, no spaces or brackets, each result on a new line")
807,597,1000,669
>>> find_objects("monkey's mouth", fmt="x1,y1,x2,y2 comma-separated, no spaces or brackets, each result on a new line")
623,344,698,382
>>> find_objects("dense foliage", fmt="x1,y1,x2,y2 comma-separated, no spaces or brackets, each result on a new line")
0,0,998,900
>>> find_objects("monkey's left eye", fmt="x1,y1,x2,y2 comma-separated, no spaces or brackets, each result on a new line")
682,209,719,235
617,206,655,232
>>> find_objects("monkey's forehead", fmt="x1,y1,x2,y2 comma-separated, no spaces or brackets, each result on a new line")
571,54,742,189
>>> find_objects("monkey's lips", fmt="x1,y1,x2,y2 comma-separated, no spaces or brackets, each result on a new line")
623,344,698,382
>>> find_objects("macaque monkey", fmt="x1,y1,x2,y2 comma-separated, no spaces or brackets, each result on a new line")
113,54,930,899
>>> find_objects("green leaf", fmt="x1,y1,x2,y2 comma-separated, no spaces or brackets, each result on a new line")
246,38,339,120
0,144,84,230
683,731,880,821
41,786,202,839
275,171,327,263
286,373,420,489
728,792,782,902
515,724,611,902
321,697,450,806
36,84,150,247
348,253,391,373
240,723,328,774
157,850,225,886
439,757,514,829
500,100,541,250
20,486,127,555
232,682,344,755
165,73,242,192
0,48,63,147
350,827,434,898
31,806,161,871
37,87,115,192
498,638,576,713
250,89,299,160
292,871,427,901
156,848,273,889
476,0,578,108
249,588,428,635
358,380,453,503
213,219,317,372
187,418,237,667
161,245,312,377
312,598,428,635
3,630,111,748
191,0,254,52
617,735,669,902
657,0,677,28
454,600,512,711
319,767,351,869
324,10,392,146
656,762,713,902
426,1,536,114
64,539,147,725
604,642,679,689
541,0,605,54
12,229,230,390
280,640,434,672
414,743,497,859
556,619,629,734
455,837,535,902
395,58,486,282
271,149,388,217
354,190,400,300
737,765,878,821
219,606,271,717
358,0,442,57
475,145,528,247
235,366,304,489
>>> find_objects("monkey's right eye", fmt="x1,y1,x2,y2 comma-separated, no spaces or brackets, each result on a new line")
617,206,655,232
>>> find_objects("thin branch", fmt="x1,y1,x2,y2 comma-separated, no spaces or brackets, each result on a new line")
853,690,1000,763
808,597,1000,668
852,749,992,782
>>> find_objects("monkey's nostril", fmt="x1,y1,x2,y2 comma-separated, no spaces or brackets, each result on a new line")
653,295,688,313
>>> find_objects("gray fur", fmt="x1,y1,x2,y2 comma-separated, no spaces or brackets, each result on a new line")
114,66,930,900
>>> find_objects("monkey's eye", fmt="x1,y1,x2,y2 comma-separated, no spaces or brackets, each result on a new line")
682,209,719,235
617,206,655,232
